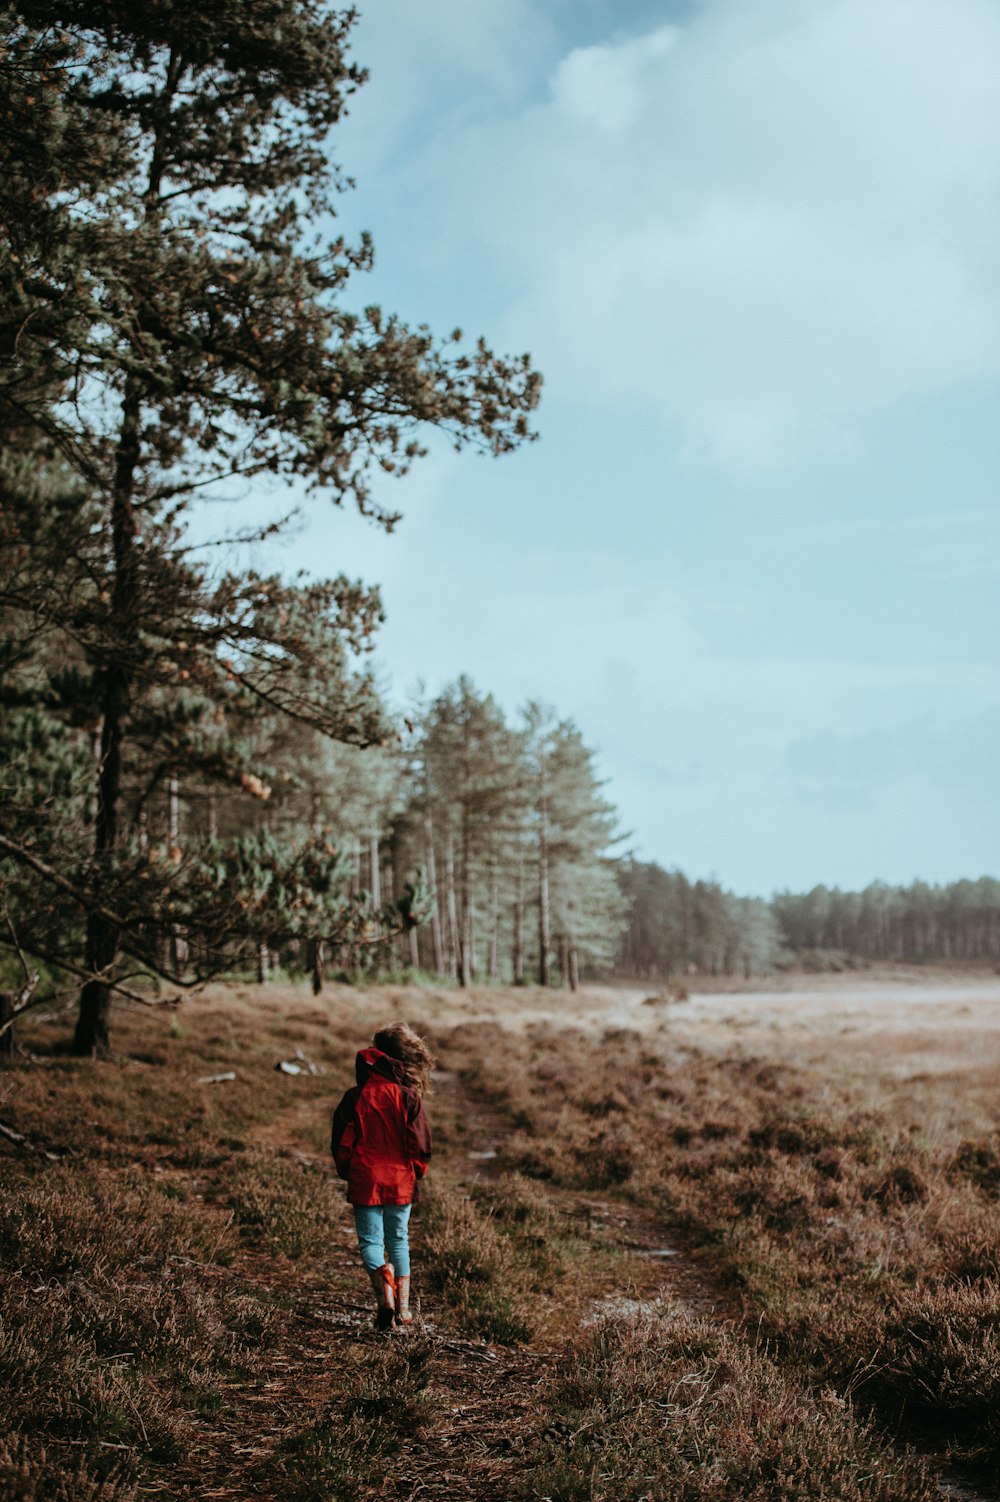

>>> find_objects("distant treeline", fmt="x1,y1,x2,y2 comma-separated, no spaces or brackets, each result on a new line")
616,865,1000,977
772,879,1000,964
616,862,783,978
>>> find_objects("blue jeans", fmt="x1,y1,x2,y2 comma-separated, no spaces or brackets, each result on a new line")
353,1204,412,1277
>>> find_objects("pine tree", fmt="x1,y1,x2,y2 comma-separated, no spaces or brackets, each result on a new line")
522,705,625,987
0,3,540,1052
420,679,524,986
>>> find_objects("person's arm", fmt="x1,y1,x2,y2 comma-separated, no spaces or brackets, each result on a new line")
331,1088,359,1181
403,1089,432,1178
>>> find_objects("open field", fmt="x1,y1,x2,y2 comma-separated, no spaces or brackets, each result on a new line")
2,973,999,1500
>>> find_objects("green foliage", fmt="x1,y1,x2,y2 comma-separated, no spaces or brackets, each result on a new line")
0,2,540,1047
524,703,627,981
773,877,1000,963
392,682,626,987
618,858,785,977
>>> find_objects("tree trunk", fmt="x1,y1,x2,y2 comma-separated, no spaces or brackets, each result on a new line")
256,942,269,985
308,938,325,995
408,925,420,969
387,830,407,971
566,901,579,991
445,835,460,982
167,774,188,971
488,859,499,983
369,830,382,962
538,810,551,987
0,993,14,1058
513,900,524,984
369,830,381,908
74,383,141,1057
86,724,102,828
459,807,472,987
424,816,445,975
513,858,524,985
569,943,580,992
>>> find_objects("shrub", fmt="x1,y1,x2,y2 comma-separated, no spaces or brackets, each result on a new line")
226,1148,336,1260
518,1313,936,1502
420,1180,534,1344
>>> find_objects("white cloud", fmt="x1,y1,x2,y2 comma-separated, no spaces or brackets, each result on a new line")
225,1,1000,889
411,0,1000,468
551,26,678,133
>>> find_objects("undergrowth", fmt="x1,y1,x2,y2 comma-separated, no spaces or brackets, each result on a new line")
450,1020,1000,1471
2,982,996,1497
519,1314,937,1501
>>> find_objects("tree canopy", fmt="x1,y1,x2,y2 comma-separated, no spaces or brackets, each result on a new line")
0,1,540,1051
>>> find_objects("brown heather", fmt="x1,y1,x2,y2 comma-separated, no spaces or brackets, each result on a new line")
1,979,995,1499
451,1017,1000,1470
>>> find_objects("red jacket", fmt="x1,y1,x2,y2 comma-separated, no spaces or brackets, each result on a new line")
330,1047,432,1207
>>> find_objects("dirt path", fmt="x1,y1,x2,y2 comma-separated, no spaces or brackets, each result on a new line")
441,1063,732,1327
160,1258,551,1502
152,1089,558,1502
157,1069,733,1502
162,1049,983,1502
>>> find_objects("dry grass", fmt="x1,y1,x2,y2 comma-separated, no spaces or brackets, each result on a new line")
518,1315,937,1502
447,1014,1000,1475
2,977,997,1498
0,996,355,1498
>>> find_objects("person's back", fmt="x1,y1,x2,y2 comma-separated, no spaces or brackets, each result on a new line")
331,1024,433,1330
334,1045,428,1207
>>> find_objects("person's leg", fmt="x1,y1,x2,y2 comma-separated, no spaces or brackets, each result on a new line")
353,1205,386,1272
381,1204,412,1277
354,1206,396,1329
382,1204,413,1325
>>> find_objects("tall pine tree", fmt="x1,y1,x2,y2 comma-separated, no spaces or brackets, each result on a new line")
0,2,540,1051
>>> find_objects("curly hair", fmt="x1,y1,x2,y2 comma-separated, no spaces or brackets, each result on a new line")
372,1022,435,1096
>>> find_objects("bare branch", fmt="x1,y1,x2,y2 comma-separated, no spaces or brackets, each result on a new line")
1,898,39,1001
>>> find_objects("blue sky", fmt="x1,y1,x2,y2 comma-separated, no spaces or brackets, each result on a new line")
203,0,1000,894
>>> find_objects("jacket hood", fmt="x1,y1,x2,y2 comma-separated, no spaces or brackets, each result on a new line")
355,1046,407,1088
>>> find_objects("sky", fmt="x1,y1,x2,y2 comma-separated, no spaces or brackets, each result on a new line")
199,0,1000,895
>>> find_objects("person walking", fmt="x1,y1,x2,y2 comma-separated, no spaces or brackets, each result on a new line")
331,1022,433,1330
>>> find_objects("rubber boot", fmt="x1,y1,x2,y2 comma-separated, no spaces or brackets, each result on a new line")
369,1263,396,1331
394,1274,413,1330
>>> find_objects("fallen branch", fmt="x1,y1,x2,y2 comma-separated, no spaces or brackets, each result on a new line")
0,1116,71,1161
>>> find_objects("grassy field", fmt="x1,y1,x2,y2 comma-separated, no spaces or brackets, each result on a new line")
2,975,998,1500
